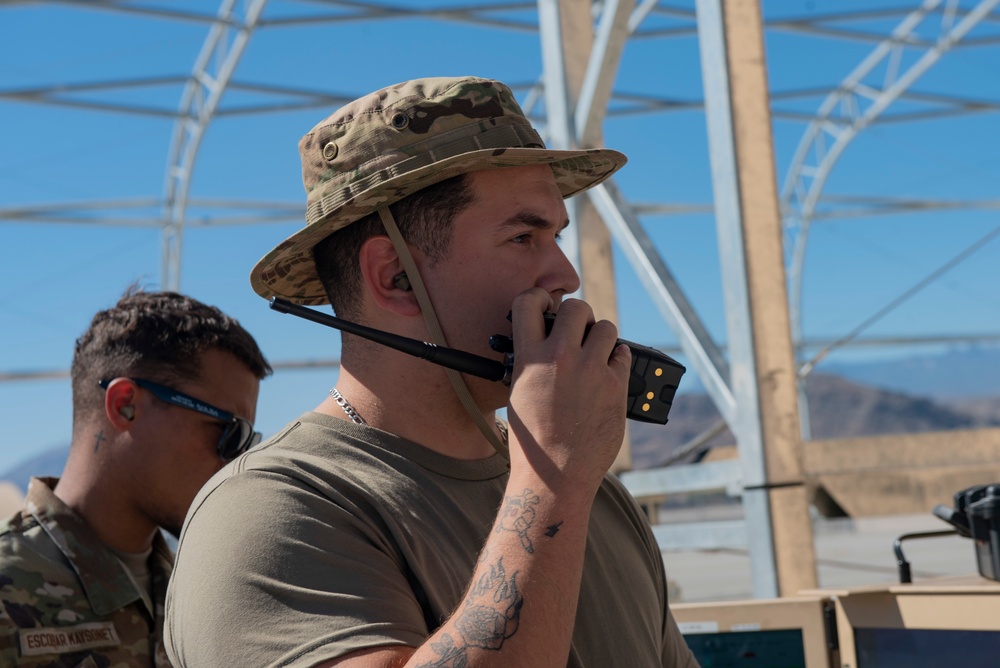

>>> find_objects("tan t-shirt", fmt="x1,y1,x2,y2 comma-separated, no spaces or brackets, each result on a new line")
165,412,697,668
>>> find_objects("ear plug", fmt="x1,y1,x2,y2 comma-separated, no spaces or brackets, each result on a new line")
120,406,135,421
393,273,412,291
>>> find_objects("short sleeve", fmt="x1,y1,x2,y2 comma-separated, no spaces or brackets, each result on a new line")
165,469,427,668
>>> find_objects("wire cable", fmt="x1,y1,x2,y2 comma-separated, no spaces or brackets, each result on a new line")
799,223,1000,378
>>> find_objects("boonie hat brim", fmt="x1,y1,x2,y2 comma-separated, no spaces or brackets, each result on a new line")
249,77,626,305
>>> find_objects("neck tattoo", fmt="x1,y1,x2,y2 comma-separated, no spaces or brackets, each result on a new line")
330,388,367,425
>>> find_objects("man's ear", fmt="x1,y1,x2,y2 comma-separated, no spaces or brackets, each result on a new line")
103,378,138,431
359,236,422,317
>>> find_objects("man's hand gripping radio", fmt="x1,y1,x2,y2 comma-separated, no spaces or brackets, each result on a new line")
269,298,685,425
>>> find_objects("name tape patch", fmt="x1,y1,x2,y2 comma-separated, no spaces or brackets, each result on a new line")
19,622,120,656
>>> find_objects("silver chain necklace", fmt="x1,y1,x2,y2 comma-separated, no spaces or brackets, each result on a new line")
329,388,367,425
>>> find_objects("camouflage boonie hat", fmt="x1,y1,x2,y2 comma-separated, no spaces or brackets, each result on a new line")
250,75,627,305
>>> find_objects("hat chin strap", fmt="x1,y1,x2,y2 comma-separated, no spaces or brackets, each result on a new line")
377,206,509,460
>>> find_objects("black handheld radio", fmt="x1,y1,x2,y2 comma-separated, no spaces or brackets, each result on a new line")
269,297,684,425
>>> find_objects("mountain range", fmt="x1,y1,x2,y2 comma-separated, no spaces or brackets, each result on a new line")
630,370,1000,469
823,345,1000,399
5,345,1000,492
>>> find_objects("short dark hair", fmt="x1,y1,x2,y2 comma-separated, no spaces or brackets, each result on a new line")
71,288,272,426
312,174,474,318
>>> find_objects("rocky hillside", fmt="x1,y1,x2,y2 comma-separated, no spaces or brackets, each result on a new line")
630,373,1000,469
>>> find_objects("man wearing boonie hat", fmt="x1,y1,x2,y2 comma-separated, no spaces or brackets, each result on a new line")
165,76,698,668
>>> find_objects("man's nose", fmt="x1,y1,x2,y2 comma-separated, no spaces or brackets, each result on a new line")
538,243,581,297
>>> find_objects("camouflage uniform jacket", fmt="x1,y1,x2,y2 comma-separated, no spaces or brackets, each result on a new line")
0,477,173,667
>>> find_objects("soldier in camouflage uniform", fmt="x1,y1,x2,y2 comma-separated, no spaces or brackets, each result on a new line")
0,289,271,666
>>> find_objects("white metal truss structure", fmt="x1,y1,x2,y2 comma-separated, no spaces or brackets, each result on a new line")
781,0,1000,360
777,0,1000,440
3,1,994,355
2,0,999,595
162,0,270,290
4,1,995,307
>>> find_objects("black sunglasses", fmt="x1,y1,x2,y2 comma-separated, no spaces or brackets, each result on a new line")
98,377,261,461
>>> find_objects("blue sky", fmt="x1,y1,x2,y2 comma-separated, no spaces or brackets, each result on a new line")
2,0,999,474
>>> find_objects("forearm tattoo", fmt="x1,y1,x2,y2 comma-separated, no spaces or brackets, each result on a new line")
416,556,523,667
496,489,540,553
416,490,566,666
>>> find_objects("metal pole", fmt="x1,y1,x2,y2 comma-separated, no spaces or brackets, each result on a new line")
696,0,818,598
